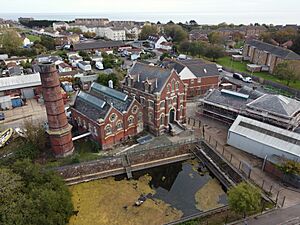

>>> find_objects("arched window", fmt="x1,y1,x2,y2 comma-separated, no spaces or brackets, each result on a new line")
83,120,87,129
94,126,98,136
160,114,165,126
160,101,165,109
132,106,138,114
116,121,123,130
171,80,175,91
148,113,153,122
173,96,177,105
167,84,171,93
88,123,92,132
138,112,143,122
175,81,179,90
180,105,184,117
105,125,112,135
78,117,81,126
128,116,134,125
109,113,117,122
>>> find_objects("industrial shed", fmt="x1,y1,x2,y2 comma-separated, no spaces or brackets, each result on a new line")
227,116,300,162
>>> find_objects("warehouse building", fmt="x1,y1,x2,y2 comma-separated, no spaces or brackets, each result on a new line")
0,73,42,99
227,116,300,162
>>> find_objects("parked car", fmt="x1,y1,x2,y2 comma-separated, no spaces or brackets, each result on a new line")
242,77,253,83
0,112,5,121
233,73,244,81
216,64,223,72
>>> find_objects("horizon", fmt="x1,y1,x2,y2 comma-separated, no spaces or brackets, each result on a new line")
1,0,299,25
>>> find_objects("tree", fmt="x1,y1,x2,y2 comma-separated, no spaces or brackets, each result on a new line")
160,52,171,61
291,35,300,55
232,31,244,43
67,27,82,34
273,60,300,86
0,160,74,225
97,72,121,88
179,41,191,54
189,20,198,26
259,32,273,44
139,25,158,40
164,24,188,43
204,45,224,61
83,31,96,39
208,31,224,45
274,28,298,44
14,121,48,160
40,35,55,51
78,51,91,61
228,182,261,217
0,29,23,53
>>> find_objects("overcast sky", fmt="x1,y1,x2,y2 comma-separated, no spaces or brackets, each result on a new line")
2,0,300,24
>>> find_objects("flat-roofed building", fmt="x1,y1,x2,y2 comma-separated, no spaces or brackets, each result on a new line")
227,116,300,162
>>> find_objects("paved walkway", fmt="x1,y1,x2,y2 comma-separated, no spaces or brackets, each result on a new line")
234,204,300,225
0,99,47,129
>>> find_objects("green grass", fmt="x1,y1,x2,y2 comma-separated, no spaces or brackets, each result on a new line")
26,34,41,42
216,56,300,90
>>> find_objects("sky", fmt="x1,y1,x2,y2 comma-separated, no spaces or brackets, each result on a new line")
1,0,300,24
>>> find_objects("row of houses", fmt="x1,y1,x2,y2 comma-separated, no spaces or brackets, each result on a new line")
53,19,142,41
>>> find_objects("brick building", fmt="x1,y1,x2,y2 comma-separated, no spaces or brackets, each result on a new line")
71,82,143,149
163,59,220,98
243,39,300,74
123,62,187,136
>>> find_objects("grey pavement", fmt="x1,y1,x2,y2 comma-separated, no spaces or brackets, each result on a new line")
234,204,300,225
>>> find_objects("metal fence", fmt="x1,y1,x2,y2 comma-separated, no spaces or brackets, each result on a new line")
203,131,286,208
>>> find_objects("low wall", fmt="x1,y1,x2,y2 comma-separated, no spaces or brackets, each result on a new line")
54,142,195,181
264,160,300,189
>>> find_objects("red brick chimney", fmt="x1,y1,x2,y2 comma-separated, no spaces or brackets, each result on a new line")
39,62,74,157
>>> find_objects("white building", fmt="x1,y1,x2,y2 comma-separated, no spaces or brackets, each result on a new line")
147,35,168,49
78,61,92,71
23,37,32,47
58,62,72,73
53,22,70,31
227,115,300,162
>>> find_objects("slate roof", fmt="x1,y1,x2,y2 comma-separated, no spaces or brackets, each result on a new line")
90,82,132,113
128,62,173,93
8,66,22,76
238,86,264,100
247,94,300,117
163,59,220,78
73,91,110,121
72,40,125,51
246,39,300,60
73,83,134,120
203,89,252,110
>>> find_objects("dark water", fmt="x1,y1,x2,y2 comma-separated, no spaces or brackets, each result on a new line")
125,160,227,216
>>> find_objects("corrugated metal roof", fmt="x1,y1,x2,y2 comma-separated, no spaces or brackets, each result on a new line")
0,73,41,91
229,116,300,157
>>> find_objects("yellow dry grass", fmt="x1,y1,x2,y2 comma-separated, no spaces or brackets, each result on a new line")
194,179,225,211
69,175,183,225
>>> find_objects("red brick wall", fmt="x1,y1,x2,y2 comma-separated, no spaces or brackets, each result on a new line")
183,76,219,98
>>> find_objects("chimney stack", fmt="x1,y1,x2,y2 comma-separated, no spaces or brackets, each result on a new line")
39,62,74,158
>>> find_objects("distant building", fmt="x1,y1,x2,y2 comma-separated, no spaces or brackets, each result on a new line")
75,18,110,26
227,115,300,162
147,35,168,49
71,40,127,52
123,62,187,135
53,22,70,31
243,39,300,74
163,59,220,97
71,83,143,149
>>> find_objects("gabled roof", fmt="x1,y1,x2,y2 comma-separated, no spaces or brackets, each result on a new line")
128,62,173,93
246,39,300,60
247,94,300,117
90,83,132,113
73,83,134,121
163,59,220,78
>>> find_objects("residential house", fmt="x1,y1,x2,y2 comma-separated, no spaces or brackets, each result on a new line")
53,22,70,31
163,59,220,97
74,18,110,26
71,82,143,149
123,62,187,135
147,35,168,49
243,39,300,73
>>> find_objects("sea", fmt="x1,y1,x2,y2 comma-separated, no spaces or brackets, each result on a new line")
0,12,299,25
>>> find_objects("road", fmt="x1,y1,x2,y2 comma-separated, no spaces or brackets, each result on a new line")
235,204,300,225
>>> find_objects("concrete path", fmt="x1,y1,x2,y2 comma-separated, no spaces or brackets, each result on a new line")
234,204,300,225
